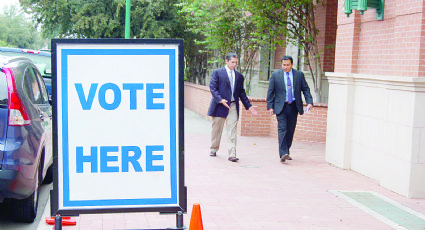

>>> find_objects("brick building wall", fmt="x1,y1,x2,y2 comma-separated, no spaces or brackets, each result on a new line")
273,42,286,69
272,0,337,73
322,0,338,72
242,101,328,143
328,0,425,198
238,99,271,136
185,82,328,143
184,83,211,117
335,0,425,77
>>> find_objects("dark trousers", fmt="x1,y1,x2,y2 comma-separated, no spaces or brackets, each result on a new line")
276,102,298,158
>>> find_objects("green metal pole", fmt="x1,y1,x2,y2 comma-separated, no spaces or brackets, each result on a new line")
125,0,131,38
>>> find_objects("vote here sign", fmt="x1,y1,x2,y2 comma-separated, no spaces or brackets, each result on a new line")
51,39,186,215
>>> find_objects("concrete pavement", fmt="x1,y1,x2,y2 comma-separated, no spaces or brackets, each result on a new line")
37,109,425,230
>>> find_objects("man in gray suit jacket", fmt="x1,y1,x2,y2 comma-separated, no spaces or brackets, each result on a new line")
266,56,313,163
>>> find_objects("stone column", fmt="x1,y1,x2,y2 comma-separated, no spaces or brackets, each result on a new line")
326,72,425,198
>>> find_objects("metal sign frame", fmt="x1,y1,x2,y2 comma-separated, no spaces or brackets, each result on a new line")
50,39,186,216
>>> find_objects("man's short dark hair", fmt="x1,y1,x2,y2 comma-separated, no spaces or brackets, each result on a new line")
281,55,293,63
226,52,238,61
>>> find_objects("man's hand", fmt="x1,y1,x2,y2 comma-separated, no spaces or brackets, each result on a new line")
268,108,274,116
306,104,313,112
249,106,258,115
220,99,230,109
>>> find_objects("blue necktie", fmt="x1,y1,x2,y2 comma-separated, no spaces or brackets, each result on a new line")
286,72,293,104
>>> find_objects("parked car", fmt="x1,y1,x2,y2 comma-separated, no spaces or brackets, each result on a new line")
0,47,52,97
0,55,53,222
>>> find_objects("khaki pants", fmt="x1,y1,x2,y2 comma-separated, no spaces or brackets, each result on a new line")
210,103,238,158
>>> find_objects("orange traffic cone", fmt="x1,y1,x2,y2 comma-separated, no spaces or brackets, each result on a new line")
189,203,203,230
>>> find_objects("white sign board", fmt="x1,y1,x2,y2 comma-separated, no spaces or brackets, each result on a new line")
51,39,186,215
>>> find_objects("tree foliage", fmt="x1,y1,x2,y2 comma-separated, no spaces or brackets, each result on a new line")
247,0,324,99
0,5,46,49
19,0,187,39
180,0,325,97
16,0,326,97
181,30,209,85
19,0,203,84
179,0,261,91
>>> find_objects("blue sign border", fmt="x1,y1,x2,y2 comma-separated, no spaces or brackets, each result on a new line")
60,48,177,207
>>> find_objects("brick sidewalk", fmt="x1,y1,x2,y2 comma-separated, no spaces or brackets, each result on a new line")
38,109,425,230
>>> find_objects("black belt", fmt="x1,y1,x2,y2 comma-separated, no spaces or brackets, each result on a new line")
230,101,236,103
285,101,295,104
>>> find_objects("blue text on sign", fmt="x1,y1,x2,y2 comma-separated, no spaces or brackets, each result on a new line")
76,145,165,173
75,83,165,110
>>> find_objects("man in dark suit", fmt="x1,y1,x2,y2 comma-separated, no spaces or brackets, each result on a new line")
266,55,313,163
208,52,257,162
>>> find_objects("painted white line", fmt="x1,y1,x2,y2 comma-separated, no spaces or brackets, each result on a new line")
329,190,409,230
367,191,425,221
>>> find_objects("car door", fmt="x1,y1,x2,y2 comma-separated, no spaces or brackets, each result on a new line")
22,65,52,171
32,67,53,171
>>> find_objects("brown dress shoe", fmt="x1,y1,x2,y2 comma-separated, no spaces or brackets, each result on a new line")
210,151,216,157
287,155,293,160
280,154,290,162
228,157,239,162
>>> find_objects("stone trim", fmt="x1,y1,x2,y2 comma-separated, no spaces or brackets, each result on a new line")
326,72,425,92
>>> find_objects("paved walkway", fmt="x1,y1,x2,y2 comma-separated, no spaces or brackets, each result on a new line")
38,109,425,230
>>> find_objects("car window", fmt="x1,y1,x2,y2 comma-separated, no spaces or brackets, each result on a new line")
31,67,49,103
0,51,51,77
23,66,43,104
0,71,7,108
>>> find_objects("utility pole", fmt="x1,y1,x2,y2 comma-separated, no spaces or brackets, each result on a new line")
125,0,131,38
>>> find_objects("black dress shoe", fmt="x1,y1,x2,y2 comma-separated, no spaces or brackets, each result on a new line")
210,151,216,157
228,157,239,162
280,154,290,162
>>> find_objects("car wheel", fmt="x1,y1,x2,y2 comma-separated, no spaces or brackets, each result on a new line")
42,165,53,184
12,163,41,223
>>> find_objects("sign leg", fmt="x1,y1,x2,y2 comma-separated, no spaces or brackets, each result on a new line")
176,211,184,229
55,215,62,230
